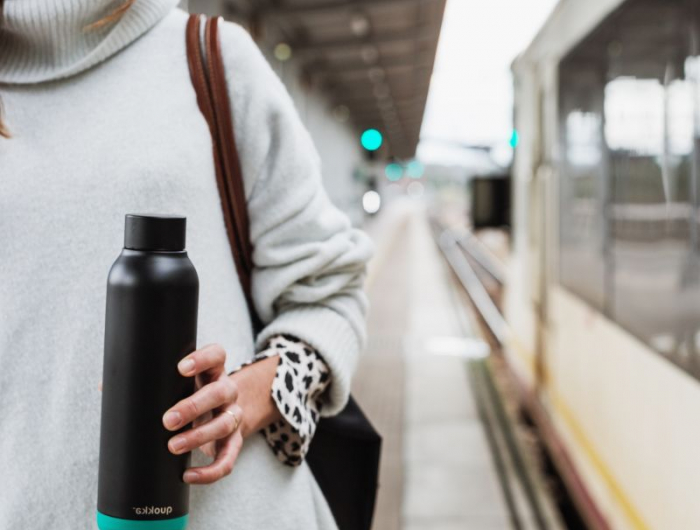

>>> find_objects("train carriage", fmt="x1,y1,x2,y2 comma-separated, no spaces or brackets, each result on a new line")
507,0,700,528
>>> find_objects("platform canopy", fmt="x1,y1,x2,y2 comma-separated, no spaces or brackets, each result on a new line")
216,0,447,159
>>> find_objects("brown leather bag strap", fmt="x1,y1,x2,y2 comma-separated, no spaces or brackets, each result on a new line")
186,14,261,331
205,18,254,274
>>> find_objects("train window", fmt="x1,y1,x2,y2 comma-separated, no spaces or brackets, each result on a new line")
604,79,665,154
558,0,700,376
559,66,607,311
567,112,602,166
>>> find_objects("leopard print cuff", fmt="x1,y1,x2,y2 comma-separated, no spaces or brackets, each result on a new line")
231,334,331,466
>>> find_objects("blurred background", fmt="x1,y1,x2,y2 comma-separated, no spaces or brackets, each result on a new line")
187,1,700,528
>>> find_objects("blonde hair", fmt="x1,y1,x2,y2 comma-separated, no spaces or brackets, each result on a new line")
0,0,136,138
85,0,136,31
0,0,6,138
0,100,10,139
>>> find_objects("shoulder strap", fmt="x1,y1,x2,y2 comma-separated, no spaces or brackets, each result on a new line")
186,14,261,331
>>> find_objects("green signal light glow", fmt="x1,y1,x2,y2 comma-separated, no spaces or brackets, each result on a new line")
406,160,424,179
385,163,403,181
509,129,520,148
361,129,383,151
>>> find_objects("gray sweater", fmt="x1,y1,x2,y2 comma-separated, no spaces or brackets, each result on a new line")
0,1,372,528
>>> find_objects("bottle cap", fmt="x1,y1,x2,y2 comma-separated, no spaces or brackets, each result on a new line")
124,214,186,251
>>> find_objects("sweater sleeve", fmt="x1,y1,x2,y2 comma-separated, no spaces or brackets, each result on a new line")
218,22,374,416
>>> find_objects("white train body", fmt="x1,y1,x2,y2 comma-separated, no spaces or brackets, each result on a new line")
507,0,700,528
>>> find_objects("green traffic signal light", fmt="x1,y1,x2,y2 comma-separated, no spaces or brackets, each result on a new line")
385,163,403,181
509,129,520,148
361,128,383,151
406,160,424,178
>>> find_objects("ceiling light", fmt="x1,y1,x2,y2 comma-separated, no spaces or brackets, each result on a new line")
350,12,371,37
373,84,391,99
273,43,292,62
362,190,381,214
406,160,425,179
361,45,379,64
368,67,385,83
385,163,403,182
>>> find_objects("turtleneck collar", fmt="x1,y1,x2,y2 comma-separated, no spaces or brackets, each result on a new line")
0,0,179,84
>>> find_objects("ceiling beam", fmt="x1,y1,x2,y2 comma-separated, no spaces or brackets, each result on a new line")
226,0,440,162
354,112,425,125
333,100,427,113
311,62,431,83
292,27,436,55
349,103,426,116
329,82,430,102
260,0,440,19
306,52,432,74
304,48,434,72
347,115,423,128
221,0,254,17
319,81,430,101
353,116,424,129
340,97,425,110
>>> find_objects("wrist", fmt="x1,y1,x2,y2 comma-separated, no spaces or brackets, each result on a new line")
229,355,282,438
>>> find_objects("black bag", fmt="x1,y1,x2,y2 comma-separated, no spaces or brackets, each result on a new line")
306,397,382,530
186,14,382,530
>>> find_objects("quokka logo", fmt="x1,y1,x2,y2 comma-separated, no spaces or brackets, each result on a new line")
133,506,174,516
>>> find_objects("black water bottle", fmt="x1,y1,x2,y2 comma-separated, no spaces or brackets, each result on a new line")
97,214,199,530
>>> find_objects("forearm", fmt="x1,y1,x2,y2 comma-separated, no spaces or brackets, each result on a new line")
229,355,282,438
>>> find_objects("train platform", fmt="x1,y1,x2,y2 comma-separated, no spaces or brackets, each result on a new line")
7,0,699,528
353,199,512,530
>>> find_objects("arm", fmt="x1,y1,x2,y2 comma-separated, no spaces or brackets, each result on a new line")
161,20,372,484
218,23,374,417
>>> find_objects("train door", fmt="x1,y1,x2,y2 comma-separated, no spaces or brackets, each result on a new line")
528,70,554,398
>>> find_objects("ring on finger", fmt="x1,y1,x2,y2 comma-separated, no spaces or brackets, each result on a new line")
223,409,239,431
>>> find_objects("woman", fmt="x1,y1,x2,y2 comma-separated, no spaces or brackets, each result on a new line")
0,0,373,529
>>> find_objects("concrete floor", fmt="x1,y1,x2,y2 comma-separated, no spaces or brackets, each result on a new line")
355,201,510,530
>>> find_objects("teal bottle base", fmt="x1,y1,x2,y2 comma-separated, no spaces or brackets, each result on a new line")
97,512,189,530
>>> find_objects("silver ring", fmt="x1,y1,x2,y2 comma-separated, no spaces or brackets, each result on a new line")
224,409,239,431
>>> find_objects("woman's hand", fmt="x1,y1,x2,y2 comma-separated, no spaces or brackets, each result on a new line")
162,343,241,484
162,343,281,485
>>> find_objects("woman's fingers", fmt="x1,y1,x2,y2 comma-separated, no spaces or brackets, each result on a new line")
178,343,226,378
168,405,242,455
163,343,243,484
163,377,238,430
184,430,244,485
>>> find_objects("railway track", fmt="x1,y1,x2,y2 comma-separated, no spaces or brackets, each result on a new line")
430,217,570,530
430,219,508,346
